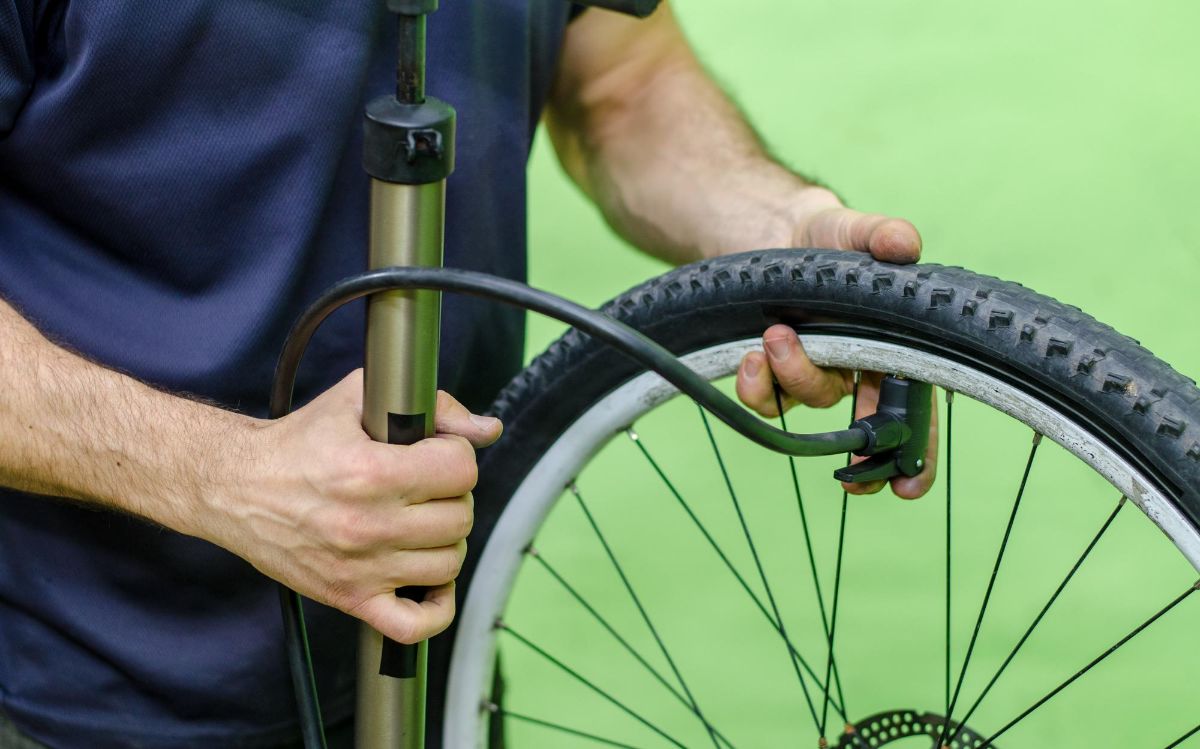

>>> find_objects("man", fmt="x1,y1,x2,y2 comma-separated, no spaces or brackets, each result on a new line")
0,1,930,746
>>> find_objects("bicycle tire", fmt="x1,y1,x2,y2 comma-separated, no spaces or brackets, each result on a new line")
425,248,1200,747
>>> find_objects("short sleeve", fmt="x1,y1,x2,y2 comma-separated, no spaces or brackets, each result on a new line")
0,0,36,135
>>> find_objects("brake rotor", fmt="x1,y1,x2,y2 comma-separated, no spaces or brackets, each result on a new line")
831,709,994,748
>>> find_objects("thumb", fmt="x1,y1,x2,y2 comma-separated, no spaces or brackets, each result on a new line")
434,390,503,448
800,206,922,263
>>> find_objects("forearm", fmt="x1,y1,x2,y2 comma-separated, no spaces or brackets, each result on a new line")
0,298,255,537
0,297,500,639
547,4,828,263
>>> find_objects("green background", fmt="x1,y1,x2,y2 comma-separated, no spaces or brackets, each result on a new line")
498,2,1200,747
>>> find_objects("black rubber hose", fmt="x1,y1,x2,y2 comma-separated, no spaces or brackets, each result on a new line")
276,588,327,749
269,266,871,749
270,267,867,456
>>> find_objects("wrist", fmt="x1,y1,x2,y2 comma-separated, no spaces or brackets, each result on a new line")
695,174,843,260
170,408,271,545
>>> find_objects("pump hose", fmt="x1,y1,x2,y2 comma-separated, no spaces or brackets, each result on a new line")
268,266,873,748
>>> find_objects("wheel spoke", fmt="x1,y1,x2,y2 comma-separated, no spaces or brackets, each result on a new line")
939,432,1042,747
944,390,954,723
497,623,689,748
776,387,850,724
525,546,737,749
819,375,860,739
628,431,848,721
571,484,724,749
488,704,651,749
1165,723,1200,749
979,581,1200,747
949,495,1127,742
698,404,821,737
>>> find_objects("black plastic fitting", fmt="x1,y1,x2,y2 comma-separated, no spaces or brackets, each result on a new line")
834,376,933,484
362,96,456,184
852,377,914,456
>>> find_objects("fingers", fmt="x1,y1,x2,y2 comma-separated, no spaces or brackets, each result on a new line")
353,582,457,645
365,433,478,502
799,203,923,264
383,541,467,587
435,390,502,448
350,391,495,503
757,325,851,410
394,493,474,548
736,351,785,417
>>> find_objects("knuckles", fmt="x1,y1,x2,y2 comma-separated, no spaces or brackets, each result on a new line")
325,506,381,556
319,446,391,501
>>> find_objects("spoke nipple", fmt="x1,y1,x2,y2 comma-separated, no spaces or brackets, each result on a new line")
524,544,538,557
1118,495,1129,506
482,701,499,713
843,723,856,734
493,618,506,631
1032,432,1044,445
817,738,828,749
567,481,581,497
625,427,640,442
945,389,955,404
1192,579,1200,591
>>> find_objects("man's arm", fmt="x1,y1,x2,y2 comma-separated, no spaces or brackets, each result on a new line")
546,2,922,265
547,3,935,498
0,298,498,642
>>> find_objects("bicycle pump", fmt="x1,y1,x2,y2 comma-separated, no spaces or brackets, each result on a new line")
355,2,659,746
358,1,453,747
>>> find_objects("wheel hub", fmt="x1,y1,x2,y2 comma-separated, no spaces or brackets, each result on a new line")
832,709,993,748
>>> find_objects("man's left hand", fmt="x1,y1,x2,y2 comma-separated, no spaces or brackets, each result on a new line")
549,4,935,499
733,188,937,500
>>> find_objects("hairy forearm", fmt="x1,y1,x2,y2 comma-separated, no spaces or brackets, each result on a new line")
548,5,829,264
0,298,498,639
0,299,256,536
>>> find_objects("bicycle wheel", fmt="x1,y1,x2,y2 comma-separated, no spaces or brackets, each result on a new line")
427,249,1200,748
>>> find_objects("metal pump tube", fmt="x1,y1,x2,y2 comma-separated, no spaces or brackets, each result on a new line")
357,179,445,749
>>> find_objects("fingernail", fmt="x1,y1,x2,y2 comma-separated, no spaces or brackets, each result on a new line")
764,336,791,362
743,357,761,378
471,414,500,431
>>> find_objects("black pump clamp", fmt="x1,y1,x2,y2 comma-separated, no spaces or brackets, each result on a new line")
835,376,933,484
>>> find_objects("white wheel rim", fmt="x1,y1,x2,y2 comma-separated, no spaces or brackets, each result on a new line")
443,335,1200,747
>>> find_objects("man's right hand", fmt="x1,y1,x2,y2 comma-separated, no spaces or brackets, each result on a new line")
1,302,499,642
207,370,501,645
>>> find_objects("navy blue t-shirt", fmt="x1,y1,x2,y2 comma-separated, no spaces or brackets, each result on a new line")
0,2,572,746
